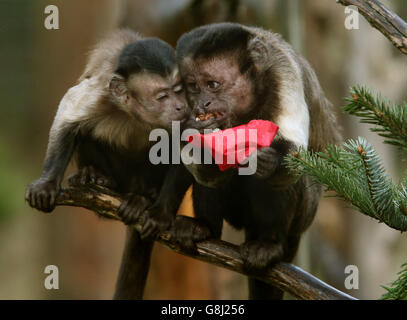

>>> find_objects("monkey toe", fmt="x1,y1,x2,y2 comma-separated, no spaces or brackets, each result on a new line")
79,167,90,185
138,208,173,240
68,167,116,190
240,241,283,271
118,201,137,224
68,172,83,187
169,216,213,252
87,166,96,184
140,219,159,240
96,176,116,189
117,195,151,225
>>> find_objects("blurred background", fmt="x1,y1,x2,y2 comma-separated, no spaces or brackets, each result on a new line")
0,0,406,299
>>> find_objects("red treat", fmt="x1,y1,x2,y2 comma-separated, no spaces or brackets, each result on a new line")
187,120,279,171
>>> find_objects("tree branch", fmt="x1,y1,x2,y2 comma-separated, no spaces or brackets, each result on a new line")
337,0,407,54
55,185,356,300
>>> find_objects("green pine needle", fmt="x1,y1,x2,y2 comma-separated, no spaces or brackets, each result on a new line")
344,86,407,155
285,137,407,231
286,86,407,300
381,263,407,300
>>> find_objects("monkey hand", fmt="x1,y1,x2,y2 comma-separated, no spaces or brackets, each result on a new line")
136,203,175,241
240,240,283,271
243,146,280,179
68,166,117,189
117,194,152,226
25,178,59,213
168,216,213,253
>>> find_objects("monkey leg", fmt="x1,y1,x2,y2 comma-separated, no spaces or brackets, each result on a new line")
240,180,301,299
113,227,154,300
243,230,285,300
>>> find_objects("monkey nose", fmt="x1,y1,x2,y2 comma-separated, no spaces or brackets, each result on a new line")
175,104,185,112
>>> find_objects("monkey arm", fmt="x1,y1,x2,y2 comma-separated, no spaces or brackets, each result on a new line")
41,124,79,184
26,79,101,213
26,122,78,213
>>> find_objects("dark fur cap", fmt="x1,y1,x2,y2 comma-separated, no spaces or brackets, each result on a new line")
116,38,176,78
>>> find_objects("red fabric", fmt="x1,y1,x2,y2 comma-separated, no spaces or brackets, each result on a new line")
187,120,279,171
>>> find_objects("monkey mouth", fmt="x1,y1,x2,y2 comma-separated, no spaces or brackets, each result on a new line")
195,112,225,122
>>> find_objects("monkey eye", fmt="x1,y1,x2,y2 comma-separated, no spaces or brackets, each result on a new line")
156,92,168,101
187,82,199,93
207,81,220,90
173,84,183,93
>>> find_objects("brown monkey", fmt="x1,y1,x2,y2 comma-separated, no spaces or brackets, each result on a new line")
25,29,189,299
144,23,342,299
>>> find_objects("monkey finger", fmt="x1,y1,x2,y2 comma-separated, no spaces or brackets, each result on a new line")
25,188,31,203
124,205,140,224
31,190,40,209
121,208,134,224
134,206,148,222
123,205,140,225
96,178,106,187
29,192,36,209
67,173,79,187
42,193,51,212
80,167,89,185
140,220,158,240
37,193,45,211
49,191,56,212
117,200,129,218
27,192,35,208
42,193,53,213
88,166,96,184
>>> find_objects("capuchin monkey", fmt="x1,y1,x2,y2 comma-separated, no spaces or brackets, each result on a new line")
25,29,189,299
143,23,342,299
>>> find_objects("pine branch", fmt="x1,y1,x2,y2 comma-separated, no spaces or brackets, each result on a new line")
344,86,407,155
381,263,407,300
285,138,407,231
286,86,407,299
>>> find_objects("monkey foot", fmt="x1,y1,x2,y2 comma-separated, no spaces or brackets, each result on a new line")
240,240,284,271
168,215,213,253
117,194,152,226
68,166,116,189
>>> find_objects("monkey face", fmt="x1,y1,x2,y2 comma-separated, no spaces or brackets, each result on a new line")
179,55,254,131
111,71,189,130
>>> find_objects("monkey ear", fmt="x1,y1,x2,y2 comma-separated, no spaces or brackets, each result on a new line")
248,37,271,71
109,74,130,106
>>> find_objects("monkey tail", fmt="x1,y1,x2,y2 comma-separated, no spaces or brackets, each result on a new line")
113,227,154,300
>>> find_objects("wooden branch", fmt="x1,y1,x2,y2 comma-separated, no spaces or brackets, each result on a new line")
56,185,356,300
336,0,407,54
